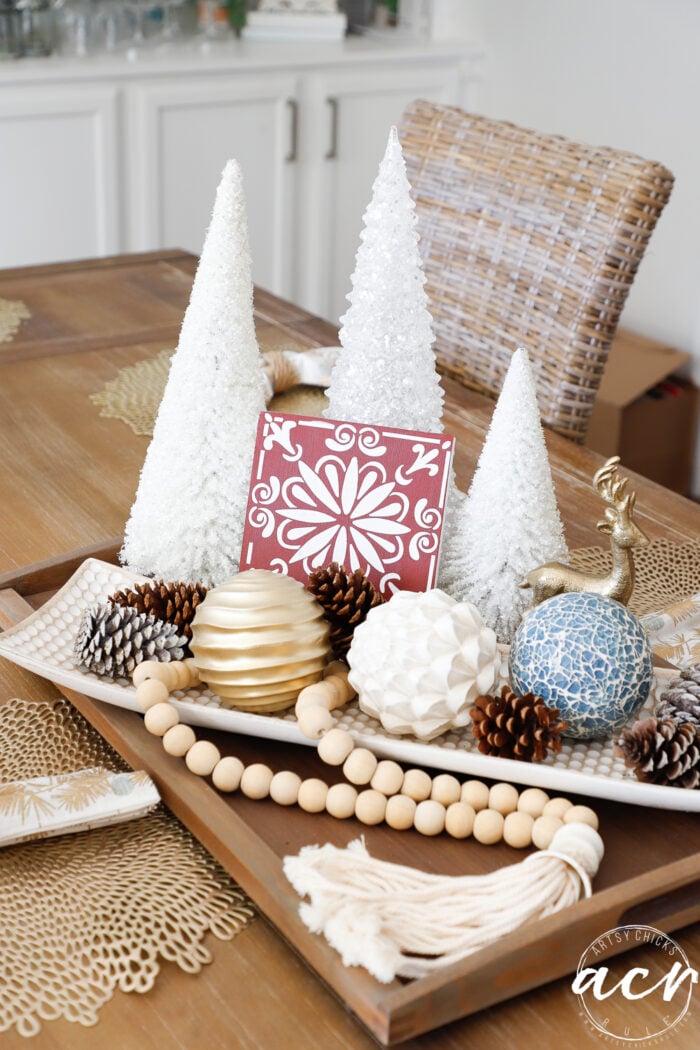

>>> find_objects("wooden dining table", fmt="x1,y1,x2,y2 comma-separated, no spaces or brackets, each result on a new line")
0,250,698,1050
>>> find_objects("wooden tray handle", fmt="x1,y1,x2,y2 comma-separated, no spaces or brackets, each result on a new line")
0,537,122,597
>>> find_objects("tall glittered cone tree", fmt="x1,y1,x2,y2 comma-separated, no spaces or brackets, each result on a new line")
323,126,466,585
324,125,444,433
450,348,568,642
121,160,266,587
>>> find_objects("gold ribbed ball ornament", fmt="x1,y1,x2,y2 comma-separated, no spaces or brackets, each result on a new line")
190,569,331,712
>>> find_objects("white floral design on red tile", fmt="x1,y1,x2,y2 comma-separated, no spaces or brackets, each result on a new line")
242,413,454,598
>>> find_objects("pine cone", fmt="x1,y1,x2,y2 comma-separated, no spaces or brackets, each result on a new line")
109,580,207,649
470,685,567,762
74,603,188,679
615,717,700,789
656,665,700,726
307,562,384,658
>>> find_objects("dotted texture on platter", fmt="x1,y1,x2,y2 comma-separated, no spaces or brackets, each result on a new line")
509,593,653,740
0,559,694,810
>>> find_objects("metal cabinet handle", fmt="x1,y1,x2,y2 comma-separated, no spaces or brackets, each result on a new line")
325,97,339,160
285,98,298,163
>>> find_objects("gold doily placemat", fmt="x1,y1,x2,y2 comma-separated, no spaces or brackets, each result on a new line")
570,537,700,618
90,343,329,436
0,697,255,1039
0,299,30,344
571,538,700,668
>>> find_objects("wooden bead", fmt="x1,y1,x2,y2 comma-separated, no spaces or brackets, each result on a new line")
385,794,416,831
184,658,201,685
154,662,181,690
431,773,461,807
269,770,301,806
212,756,245,793
162,723,196,757
370,760,405,797
401,768,432,802
317,728,355,766
325,783,357,819
133,660,164,687
503,811,534,849
489,782,519,816
143,701,179,736
445,802,476,839
473,809,504,845
323,674,355,707
296,685,333,713
531,815,563,850
542,797,573,820
323,659,349,679
413,799,445,837
342,747,378,786
298,778,329,813
185,740,221,777
461,780,490,811
168,661,193,691
297,706,334,740
136,678,170,712
240,763,274,800
355,789,387,826
563,805,599,830
517,788,550,818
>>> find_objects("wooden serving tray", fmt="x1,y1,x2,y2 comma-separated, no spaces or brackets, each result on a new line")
1,541,699,1046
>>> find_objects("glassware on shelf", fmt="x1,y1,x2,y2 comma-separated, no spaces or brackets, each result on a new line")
15,0,55,56
0,1,21,59
197,0,232,40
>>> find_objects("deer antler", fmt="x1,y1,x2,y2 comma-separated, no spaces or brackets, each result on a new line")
594,457,630,507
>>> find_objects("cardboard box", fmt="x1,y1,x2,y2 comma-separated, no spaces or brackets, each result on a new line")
585,328,699,494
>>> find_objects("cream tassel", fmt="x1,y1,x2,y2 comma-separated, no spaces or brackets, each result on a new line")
284,823,603,983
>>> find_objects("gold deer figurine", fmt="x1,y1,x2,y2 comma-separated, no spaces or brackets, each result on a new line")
520,457,648,607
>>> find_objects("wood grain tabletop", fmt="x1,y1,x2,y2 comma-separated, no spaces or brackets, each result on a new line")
0,251,697,1050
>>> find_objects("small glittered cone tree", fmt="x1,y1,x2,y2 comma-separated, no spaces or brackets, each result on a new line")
121,160,267,587
324,125,445,433
450,348,568,642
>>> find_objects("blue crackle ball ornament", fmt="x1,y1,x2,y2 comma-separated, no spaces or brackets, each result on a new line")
509,592,653,740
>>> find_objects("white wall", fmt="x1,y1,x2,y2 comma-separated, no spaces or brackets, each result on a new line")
429,0,700,493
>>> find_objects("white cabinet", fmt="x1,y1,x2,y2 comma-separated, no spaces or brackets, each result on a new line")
0,84,121,267
298,62,462,322
0,39,480,316
126,71,299,301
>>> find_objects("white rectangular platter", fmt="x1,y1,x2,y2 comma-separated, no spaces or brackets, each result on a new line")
0,558,698,813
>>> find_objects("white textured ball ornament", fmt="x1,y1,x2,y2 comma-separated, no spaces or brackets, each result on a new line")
190,569,331,712
348,589,498,740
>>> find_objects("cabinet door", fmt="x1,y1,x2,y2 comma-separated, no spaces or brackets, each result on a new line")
297,63,461,324
0,87,121,268
127,74,298,302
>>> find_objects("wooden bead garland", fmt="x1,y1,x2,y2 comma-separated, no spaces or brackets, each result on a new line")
133,658,600,853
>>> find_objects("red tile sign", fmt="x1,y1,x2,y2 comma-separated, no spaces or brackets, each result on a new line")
240,412,455,598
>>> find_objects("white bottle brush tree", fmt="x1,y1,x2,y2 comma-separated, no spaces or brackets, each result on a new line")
452,348,568,642
324,125,445,433
121,160,267,587
323,126,467,582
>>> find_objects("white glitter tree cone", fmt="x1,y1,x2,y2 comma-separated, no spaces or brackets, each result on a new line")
324,125,445,433
347,589,498,740
121,160,267,587
450,348,568,642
